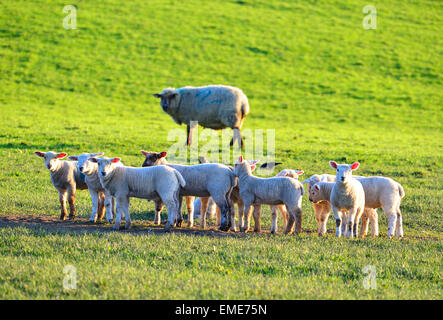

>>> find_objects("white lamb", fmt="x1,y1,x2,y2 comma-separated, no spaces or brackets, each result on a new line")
329,161,366,238
34,151,88,220
68,153,115,223
91,157,185,231
234,156,304,234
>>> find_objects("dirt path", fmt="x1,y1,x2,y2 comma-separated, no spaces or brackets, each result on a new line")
0,214,440,241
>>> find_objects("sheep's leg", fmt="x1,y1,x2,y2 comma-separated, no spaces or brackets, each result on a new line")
199,197,209,229
395,208,403,238
176,195,183,227
122,196,131,230
241,204,252,233
185,196,195,227
386,207,398,238
67,188,76,220
104,192,114,223
153,199,164,225
230,128,243,149
89,190,99,222
270,206,278,234
186,123,197,146
284,214,295,234
164,198,179,232
332,206,342,237
370,209,379,237
212,195,232,232
97,192,106,220
229,201,237,232
113,196,125,230
318,207,329,236
360,211,369,238
253,205,261,233
279,205,288,232
58,189,68,220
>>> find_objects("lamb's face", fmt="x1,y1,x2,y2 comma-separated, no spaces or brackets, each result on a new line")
329,161,359,183
94,157,120,178
153,89,178,113
308,184,322,203
34,151,66,172
278,169,304,179
141,151,167,167
68,153,103,174
81,158,98,176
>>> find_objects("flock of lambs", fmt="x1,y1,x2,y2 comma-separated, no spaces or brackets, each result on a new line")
33,85,405,238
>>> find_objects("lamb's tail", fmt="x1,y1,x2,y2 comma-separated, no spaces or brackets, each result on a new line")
397,183,405,198
174,170,186,188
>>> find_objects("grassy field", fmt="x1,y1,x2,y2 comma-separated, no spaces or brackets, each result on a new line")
0,0,442,299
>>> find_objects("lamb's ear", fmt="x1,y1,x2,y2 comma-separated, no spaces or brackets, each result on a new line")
248,160,259,165
34,151,45,158
111,158,121,163
296,170,304,176
239,155,244,162
228,166,234,172
141,150,149,157
351,162,360,170
68,156,78,161
314,184,320,191
91,153,104,158
250,164,257,172
89,158,98,163
153,93,162,98
329,161,338,169
56,153,67,159
301,178,310,184
159,151,167,158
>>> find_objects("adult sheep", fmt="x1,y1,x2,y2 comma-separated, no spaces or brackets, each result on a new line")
153,85,249,148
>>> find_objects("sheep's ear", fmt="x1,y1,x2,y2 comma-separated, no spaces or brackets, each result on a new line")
297,170,304,176
351,162,360,170
141,150,149,157
314,184,320,191
159,151,167,158
68,156,78,161
111,158,121,163
56,153,67,159
34,151,45,158
91,153,104,158
153,93,162,98
90,158,98,163
329,161,338,169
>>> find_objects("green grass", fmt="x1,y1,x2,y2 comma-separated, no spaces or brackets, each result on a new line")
0,0,442,299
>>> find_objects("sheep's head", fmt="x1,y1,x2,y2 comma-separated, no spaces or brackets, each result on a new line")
90,157,121,178
309,183,323,203
34,151,67,172
233,156,257,176
153,88,179,113
329,161,359,183
68,153,104,175
141,150,167,167
277,169,304,179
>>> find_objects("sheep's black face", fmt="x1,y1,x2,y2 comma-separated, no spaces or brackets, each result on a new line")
160,97,169,112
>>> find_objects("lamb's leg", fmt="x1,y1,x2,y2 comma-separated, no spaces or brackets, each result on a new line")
212,195,231,232
346,207,357,238
67,188,76,220
360,210,369,238
97,192,106,220
395,208,403,238
176,195,184,227
164,199,179,232
154,199,164,225
229,202,237,232
284,214,295,234
332,206,342,237
58,189,68,220
318,206,329,236
253,205,261,232
270,205,278,234
370,209,379,237
237,200,244,232
241,204,252,233
185,196,195,227
89,190,99,222
292,207,302,234
122,196,131,230
104,192,114,223
199,197,209,229
279,205,288,232
113,196,125,230
215,205,221,227
385,207,398,239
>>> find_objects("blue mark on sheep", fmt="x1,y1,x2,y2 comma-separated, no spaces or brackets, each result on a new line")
195,89,222,108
